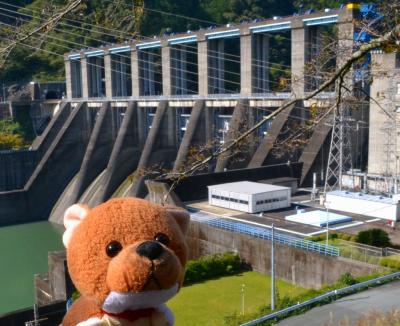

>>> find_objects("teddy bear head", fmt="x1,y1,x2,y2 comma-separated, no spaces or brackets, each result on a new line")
63,198,189,314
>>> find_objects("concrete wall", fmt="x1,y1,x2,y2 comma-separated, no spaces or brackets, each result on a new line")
368,52,400,176
248,102,297,168
49,102,117,222
188,222,383,289
90,102,143,205
128,101,178,197
0,102,94,225
0,101,70,192
0,150,37,191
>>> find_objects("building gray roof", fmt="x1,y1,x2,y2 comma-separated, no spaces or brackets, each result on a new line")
207,181,290,195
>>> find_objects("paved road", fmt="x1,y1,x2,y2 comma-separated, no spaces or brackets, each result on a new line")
277,281,400,326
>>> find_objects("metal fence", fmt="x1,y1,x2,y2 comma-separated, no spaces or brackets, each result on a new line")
337,240,400,265
190,212,340,257
240,270,400,326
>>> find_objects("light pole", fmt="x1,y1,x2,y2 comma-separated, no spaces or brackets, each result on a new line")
325,201,330,247
271,223,276,311
241,283,245,315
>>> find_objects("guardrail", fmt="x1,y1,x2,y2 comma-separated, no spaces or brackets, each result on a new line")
191,212,340,257
240,270,400,326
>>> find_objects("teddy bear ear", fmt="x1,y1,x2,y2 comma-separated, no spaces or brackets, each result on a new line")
166,206,190,236
62,204,90,248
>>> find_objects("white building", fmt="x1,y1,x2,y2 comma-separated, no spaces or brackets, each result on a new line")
208,181,291,213
326,191,400,221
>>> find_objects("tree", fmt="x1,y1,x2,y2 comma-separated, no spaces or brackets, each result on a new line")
356,229,391,248
0,119,28,150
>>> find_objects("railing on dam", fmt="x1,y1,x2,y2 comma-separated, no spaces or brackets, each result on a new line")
190,211,340,257
66,93,297,102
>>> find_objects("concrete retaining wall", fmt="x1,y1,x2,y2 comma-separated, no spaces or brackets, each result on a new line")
0,102,71,191
0,150,37,191
188,221,383,289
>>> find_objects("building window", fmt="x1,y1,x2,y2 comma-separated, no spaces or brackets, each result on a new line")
212,194,248,205
397,83,400,95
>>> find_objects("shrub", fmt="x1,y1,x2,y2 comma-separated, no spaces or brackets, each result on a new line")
0,133,24,150
356,229,391,247
339,272,357,286
277,295,296,309
184,252,243,285
307,233,339,242
0,118,30,150
380,257,400,270
339,234,350,241
330,233,338,240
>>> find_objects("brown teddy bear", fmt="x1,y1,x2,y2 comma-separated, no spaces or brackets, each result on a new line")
61,197,190,326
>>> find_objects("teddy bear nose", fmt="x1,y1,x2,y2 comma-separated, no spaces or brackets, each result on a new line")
136,241,163,260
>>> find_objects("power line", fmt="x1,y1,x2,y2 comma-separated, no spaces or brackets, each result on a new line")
0,2,329,71
0,16,310,92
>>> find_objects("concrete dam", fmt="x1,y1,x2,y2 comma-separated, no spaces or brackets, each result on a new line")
0,6,366,225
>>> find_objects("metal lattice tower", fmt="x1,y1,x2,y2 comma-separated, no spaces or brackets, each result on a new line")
380,113,400,194
324,103,353,194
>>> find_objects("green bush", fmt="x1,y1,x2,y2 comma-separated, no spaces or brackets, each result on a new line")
0,118,28,150
339,234,350,241
380,257,400,270
339,272,357,286
184,252,243,285
307,233,338,242
356,229,391,248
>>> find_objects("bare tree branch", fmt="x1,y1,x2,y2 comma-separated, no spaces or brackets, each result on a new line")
0,0,82,68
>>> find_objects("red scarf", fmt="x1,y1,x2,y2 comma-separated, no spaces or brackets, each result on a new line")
101,308,155,322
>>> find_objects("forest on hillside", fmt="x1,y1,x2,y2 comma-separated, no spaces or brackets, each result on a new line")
0,0,351,84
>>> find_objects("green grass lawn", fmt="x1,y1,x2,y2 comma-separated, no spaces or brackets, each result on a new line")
167,271,308,326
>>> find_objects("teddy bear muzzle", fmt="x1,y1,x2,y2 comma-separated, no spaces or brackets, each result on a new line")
106,241,183,295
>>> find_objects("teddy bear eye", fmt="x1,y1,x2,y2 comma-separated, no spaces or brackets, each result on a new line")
106,241,123,258
154,233,170,246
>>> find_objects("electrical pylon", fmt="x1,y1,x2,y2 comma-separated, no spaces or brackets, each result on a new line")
324,101,353,194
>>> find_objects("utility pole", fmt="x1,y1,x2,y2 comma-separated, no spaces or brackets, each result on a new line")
241,283,245,315
271,223,276,311
326,206,330,247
